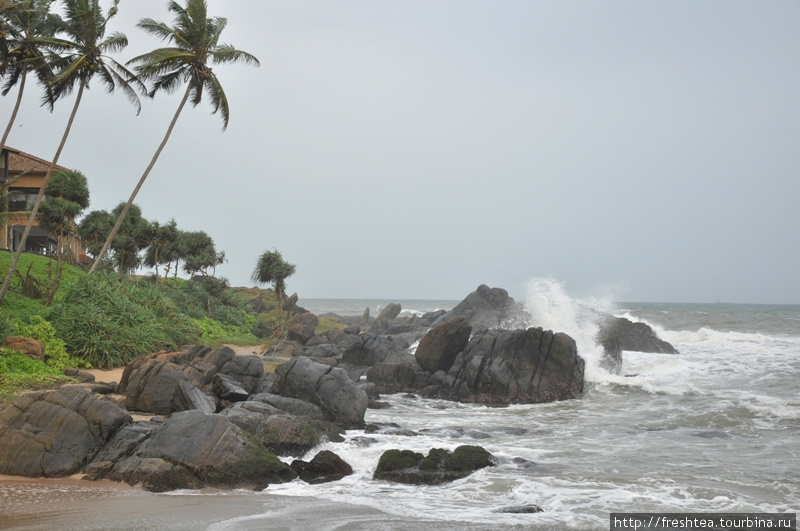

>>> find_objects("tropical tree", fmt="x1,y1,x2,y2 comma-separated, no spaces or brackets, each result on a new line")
89,0,260,274
1,0,62,154
142,217,177,281
37,168,89,303
180,229,223,277
251,249,295,329
77,207,113,258
0,0,143,304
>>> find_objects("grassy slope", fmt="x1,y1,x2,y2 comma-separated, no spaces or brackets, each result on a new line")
0,252,86,320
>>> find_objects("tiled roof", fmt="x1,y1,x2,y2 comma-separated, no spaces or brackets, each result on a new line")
3,146,68,174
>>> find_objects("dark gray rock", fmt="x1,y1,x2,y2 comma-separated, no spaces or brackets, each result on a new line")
291,450,353,484
221,406,323,457
367,357,430,393
342,333,403,367
105,410,296,492
118,346,263,415
433,285,527,330
373,445,494,485
415,316,472,373
273,356,368,428
368,303,402,333
213,373,250,402
174,380,217,413
62,368,96,382
287,312,319,345
248,393,325,420
0,387,131,477
595,314,678,354
431,327,585,404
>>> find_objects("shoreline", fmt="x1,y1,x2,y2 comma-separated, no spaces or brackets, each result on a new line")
0,475,501,531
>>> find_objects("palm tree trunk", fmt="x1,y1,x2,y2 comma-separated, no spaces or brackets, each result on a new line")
0,62,27,154
89,85,192,274
0,79,86,305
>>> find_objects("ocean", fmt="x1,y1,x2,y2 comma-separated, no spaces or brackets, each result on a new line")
2,280,798,530
282,281,799,529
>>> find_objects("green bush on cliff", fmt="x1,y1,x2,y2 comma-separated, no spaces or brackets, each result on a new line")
49,273,199,368
14,316,88,370
193,317,260,347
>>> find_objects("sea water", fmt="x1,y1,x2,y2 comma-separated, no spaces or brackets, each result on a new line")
259,280,799,529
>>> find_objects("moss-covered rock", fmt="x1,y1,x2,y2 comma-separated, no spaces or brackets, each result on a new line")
373,445,494,485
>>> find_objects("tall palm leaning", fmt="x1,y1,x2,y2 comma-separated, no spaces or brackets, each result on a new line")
89,0,260,274
0,0,63,155
0,0,143,305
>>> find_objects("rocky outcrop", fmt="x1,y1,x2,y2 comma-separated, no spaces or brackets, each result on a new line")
415,317,472,373
0,387,131,477
432,285,528,330
368,303,402,333
367,353,432,393
117,346,264,414
341,333,405,367
373,445,494,485
2,336,44,362
287,312,319,344
100,410,296,492
431,327,585,404
272,356,368,428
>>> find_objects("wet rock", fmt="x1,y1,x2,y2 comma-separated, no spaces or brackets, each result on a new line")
433,285,527,330
495,505,544,513
291,450,353,484
0,387,131,477
415,316,472,373
373,445,494,485
430,327,585,404
272,356,368,428
105,410,296,492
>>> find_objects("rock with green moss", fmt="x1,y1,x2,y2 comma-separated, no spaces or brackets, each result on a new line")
100,410,296,492
373,445,494,485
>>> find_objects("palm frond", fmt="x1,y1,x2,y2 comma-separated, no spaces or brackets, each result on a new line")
204,72,228,130
211,44,260,67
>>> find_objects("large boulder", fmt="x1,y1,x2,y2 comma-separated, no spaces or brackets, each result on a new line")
595,314,678,354
373,445,494,485
272,356,368,428
221,405,323,457
341,333,403,367
287,312,319,345
291,450,353,484
415,316,472,373
433,285,528,330
368,303,402,333
104,410,296,492
2,336,44,362
432,327,585,404
118,346,264,414
367,353,431,393
0,387,131,477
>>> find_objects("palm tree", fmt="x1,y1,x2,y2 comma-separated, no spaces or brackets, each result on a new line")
0,0,63,154
88,0,260,274
0,0,143,305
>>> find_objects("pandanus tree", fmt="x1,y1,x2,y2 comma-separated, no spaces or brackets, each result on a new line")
251,249,295,332
37,168,89,304
89,0,260,274
0,0,63,154
0,0,143,304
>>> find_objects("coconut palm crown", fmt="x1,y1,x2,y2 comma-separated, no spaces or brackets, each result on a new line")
128,0,260,130
46,0,144,112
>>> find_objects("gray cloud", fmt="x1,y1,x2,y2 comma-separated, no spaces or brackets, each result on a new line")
3,1,798,303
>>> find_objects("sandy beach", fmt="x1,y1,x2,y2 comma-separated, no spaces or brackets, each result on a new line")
0,475,501,531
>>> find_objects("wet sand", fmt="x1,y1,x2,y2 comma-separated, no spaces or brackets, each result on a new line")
0,475,499,531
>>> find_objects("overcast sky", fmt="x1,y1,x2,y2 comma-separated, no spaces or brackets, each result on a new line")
3,1,798,304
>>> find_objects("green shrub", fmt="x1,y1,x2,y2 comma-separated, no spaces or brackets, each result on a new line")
0,348,71,397
15,315,88,370
193,317,261,347
48,273,199,368
162,276,252,327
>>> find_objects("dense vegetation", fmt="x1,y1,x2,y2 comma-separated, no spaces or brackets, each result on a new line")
0,251,292,397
